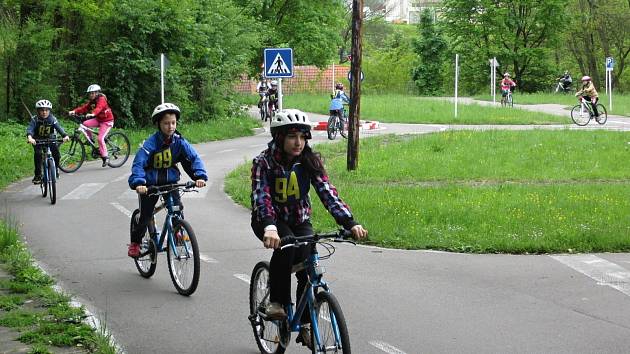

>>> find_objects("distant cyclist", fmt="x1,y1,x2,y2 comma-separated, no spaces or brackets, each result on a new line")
68,84,115,167
26,100,70,184
329,82,350,123
556,71,573,92
265,80,279,116
575,75,600,118
500,73,517,98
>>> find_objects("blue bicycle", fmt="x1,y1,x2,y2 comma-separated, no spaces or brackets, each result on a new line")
248,230,355,354
130,182,201,296
34,138,63,205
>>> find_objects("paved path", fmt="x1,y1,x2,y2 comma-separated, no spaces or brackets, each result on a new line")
1,107,629,353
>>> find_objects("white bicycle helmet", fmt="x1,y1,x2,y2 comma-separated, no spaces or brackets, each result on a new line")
35,99,52,109
151,103,181,123
270,109,312,139
86,84,101,93
581,75,591,81
270,80,278,86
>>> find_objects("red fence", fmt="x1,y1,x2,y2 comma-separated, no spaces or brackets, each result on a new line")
234,65,351,94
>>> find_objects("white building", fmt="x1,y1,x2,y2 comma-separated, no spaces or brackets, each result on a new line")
384,0,441,24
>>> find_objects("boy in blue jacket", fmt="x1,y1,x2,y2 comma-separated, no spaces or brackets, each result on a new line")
26,99,70,184
127,103,207,257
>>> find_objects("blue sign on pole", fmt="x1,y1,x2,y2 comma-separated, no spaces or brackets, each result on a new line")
347,70,365,82
264,48,294,78
606,57,614,71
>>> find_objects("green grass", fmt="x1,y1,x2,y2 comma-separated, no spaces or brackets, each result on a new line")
225,130,630,253
474,92,630,117
0,114,260,190
0,221,116,353
279,93,566,124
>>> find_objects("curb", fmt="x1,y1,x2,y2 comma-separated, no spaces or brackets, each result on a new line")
313,120,380,131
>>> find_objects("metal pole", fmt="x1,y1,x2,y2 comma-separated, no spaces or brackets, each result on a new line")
278,78,283,111
492,58,496,105
605,67,609,95
347,0,363,171
160,53,165,104
332,62,335,92
609,70,612,111
455,54,459,118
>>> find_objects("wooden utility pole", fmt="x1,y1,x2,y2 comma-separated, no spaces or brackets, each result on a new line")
347,0,363,171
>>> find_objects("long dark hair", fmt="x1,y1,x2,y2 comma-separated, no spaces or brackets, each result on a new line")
275,133,326,175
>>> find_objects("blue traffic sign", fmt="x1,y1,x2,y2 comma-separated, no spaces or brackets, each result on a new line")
264,48,294,78
606,57,614,70
347,70,364,82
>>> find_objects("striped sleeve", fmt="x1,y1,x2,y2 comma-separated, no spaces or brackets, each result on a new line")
251,156,276,227
311,172,357,230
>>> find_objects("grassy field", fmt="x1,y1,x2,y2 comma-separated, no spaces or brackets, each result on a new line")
275,93,568,124
474,92,630,117
0,115,259,190
225,130,630,253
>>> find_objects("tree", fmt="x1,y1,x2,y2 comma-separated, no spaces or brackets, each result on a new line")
412,8,446,95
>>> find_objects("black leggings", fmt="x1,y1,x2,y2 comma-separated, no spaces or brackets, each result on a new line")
131,191,182,244
252,218,313,323
582,96,600,116
33,144,60,177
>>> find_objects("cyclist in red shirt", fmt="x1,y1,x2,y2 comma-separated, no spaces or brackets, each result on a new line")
500,73,516,96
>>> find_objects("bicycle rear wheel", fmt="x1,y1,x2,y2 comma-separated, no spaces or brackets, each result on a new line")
167,219,200,296
312,291,350,354
570,104,590,126
595,104,608,124
249,261,288,354
327,116,338,140
47,159,56,205
131,209,157,278
105,132,130,168
508,94,514,107
339,115,348,139
59,138,86,173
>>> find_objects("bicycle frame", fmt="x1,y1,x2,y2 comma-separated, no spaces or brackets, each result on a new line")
146,189,189,259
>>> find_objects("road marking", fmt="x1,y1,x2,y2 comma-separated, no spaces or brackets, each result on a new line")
234,273,250,284
62,183,107,200
110,202,132,218
113,174,128,182
369,340,407,354
200,254,218,263
248,144,267,148
550,254,630,297
217,148,235,153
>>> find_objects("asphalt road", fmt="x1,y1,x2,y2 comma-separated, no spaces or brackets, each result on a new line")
1,107,630,353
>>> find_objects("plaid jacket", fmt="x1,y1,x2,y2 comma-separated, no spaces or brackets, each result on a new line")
251,142,357,230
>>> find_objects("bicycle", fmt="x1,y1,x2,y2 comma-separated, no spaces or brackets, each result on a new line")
259,95,270,122
59,115,130,173
326,108,348,140
130,182,201,296
249,230,355,354
34,138,63,205
500,88,514,107
570,97,608,126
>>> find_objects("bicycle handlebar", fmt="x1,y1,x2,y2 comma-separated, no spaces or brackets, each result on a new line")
146,181,196,195
279,229,355,250
34,138,64,146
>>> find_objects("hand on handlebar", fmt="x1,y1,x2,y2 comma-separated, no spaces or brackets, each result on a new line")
195,179,206,188
62,136,70,142
86,113,95,119
350,224,368,240
27,136,36,145
135,185,147,195
263,230,281,249
68,111,76,116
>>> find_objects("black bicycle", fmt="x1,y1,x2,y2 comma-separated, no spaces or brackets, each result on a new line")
59,115,130,173
327,108,348,140
571,97,608,126
34,138,63,205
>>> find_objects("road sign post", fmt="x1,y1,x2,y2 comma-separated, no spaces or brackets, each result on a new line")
264,48,294,111
606,57,614,111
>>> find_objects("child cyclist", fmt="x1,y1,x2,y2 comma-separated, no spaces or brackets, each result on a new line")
329,82,350,123
500,73,516,99
127,103,207,258
250,109,368,348
68,84,115,167
575,75,600,118
26,100,70,184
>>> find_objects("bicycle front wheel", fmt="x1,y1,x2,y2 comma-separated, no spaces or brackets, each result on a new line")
131,209,157,278
327,116,338,140
167,219,200,296
249,261,288,354
312,291,351,354
47,159,56,205
570,104,590,126
508,94,514,107
59,138,86,173
105,132,130,168
595,104,608,124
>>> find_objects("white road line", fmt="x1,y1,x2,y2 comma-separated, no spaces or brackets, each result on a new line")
550,254,630,297
200,254,218,264
110,202,132,218
248,144,267,148
369,340,408,354
234,273,250,284
217,148,235,153
113,174,128,182
61,183,107,200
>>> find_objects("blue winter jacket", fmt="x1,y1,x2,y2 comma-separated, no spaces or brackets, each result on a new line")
128,131,207,189
329,90,350,111
26,114,68,139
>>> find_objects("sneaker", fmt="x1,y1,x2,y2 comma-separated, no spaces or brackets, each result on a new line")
296,324,313,350
32,176,42,184
102,157,109,167
127,243,141,258
264,302,287,320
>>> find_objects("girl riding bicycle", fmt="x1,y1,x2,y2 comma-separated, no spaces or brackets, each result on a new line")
26,100,70,184
575,75,600,118
329,82,350,122
127,103,207,258
68,84,115,166
500,73,516,98
250,109,367,348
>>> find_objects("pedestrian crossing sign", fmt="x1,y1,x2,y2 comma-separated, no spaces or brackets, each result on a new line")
264,48,294,78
